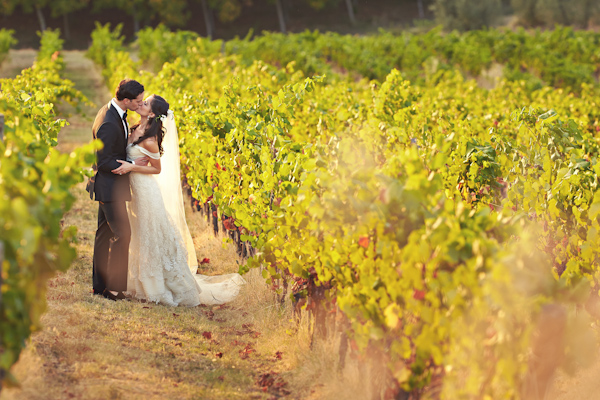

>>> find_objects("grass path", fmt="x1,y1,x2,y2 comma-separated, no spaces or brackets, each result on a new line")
1,49,600,400
55,50,109,154
0,49,36,79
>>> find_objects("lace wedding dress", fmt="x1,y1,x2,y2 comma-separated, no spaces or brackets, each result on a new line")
125,142,244,307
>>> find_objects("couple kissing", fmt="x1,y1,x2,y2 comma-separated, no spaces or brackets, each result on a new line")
87,79,244,307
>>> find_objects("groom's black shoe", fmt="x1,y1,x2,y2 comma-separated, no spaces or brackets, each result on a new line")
102,289,127,301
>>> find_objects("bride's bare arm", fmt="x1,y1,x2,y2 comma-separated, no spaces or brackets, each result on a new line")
112,138,161,175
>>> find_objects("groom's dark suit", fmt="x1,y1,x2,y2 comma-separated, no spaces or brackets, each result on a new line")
87,102,131,294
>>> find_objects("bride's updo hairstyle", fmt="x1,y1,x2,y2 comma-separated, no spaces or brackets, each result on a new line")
132,95,169,155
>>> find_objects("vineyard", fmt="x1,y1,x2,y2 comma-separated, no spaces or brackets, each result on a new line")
2,24,600,399
0,28,97,387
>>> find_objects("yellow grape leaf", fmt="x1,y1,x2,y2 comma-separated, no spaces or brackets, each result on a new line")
384,303,401,329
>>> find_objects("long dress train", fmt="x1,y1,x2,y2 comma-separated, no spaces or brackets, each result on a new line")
125,143,244,307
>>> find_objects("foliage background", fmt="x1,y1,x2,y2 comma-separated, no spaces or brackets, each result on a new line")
1,0,600,48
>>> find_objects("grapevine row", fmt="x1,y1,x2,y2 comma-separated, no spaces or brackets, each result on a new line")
89,25,600,398
0,30,96,390
0,29,17,65
135,24,600,90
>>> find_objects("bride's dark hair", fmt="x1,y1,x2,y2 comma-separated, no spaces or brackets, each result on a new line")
132,95,169,155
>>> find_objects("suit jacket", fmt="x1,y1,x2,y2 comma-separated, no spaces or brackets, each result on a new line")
86,103,132,202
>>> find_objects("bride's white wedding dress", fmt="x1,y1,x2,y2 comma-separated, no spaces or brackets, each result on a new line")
124,114,244,307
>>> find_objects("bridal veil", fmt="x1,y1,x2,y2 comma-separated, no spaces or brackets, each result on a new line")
155,111,245,305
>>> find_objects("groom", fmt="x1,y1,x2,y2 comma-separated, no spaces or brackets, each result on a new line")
87,79,146,301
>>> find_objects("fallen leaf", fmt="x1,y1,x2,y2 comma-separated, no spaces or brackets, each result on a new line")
239,344,255,359
202,331,213,340
256,372,276,388
256,371,290,395
215,352,223,358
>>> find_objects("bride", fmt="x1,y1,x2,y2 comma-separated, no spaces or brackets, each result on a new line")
112,94,244,307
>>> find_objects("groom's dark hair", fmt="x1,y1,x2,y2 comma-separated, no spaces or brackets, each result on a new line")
115,79,144,101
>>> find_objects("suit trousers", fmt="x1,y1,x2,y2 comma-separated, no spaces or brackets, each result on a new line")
92,201,131,293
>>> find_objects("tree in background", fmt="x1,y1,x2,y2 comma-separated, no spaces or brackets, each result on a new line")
0,0,49,32
432,0,502,30
49,0,90,40
3,0,600,44
512,0,600,27
198,0,359,35
307,0,356,25
152,0,190,27
0,0,17,16
417,0,425,18
213,0,245,22
270,0,288,33
197,0,249,38
93,0,189,34
198,0,216,38
267,0,347,35
510,0,538,25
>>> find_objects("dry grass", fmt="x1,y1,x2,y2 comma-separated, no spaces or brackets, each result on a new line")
547,358,600,400
56,50,108,154
0,180,313,400
0,48,36,79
